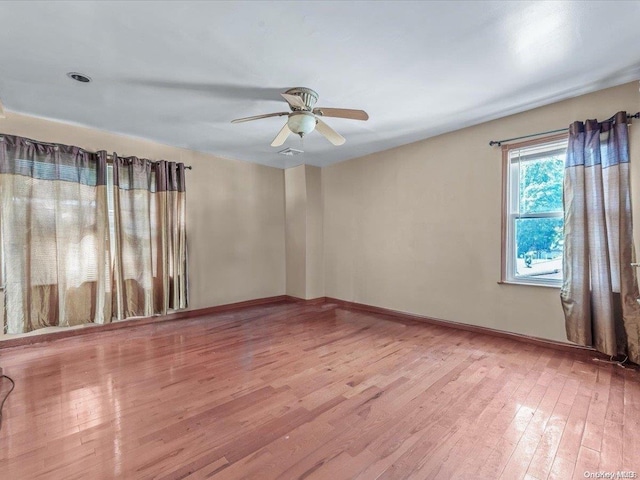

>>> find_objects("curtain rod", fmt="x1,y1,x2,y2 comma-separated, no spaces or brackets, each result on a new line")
489,112,640,147
104,153,192,170
0,133,192,170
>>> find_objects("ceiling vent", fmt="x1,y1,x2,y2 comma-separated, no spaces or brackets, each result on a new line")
278,147,304,156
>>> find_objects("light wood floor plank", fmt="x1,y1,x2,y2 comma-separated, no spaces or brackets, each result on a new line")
1,301,639,479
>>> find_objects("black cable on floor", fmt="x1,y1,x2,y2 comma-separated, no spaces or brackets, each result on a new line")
593,354,629,368
0,374,15,432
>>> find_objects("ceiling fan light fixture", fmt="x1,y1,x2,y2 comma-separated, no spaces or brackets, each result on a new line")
287,111,316,136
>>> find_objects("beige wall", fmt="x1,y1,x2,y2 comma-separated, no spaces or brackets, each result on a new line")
323,82,640,342
305,165,324,299
285,165,307,298
0,111,286,328
284,164,324,299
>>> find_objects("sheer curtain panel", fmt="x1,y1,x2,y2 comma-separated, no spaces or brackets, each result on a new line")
112,155,187,320
561,112,640,363
0,136,111,333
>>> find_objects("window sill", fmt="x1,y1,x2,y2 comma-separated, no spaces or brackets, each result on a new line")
497,280,561,289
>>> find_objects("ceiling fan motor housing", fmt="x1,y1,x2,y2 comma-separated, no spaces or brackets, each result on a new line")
285,87,318,111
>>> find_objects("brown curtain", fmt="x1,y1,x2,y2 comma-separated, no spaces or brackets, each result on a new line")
561,111,640,363
111,155,187,320
0,136,111,333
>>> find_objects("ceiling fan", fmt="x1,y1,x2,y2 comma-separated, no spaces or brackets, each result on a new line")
231,87,369,147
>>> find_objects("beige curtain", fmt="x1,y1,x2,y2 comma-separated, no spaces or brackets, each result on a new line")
561,111,640,363
0,136,111,333
112,155,187,320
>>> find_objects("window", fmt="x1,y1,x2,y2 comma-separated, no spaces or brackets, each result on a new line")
502,135,567,286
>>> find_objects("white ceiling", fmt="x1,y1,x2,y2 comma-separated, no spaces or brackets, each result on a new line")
1,1,640,168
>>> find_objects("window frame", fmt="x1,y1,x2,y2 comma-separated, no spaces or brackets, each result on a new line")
500,133,568,287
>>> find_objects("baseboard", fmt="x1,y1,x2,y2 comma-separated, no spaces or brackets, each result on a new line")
284,295,328,305
167,295,292,319
323,297,601,356
0,295,293,349
0,292,604,359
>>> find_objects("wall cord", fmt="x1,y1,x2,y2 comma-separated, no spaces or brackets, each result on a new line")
0,374,15,432
592,355,629,368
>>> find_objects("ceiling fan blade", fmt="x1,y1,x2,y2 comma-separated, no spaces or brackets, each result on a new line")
231,112,289,124
122,79,288,101
280,93,307,110
271,123,292,147
313,107,369,121
315,119,346,146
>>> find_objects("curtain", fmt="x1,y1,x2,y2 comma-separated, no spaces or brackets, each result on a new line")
0,136,111,333
561,111,640,363
111,155,188,320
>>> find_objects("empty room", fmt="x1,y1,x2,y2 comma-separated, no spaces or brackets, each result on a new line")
1,1,640,479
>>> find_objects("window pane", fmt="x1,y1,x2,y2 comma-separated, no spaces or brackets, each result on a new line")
514,217,563,281
518,154,564,214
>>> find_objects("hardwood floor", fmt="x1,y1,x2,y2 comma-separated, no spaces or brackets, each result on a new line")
0,300,638,479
